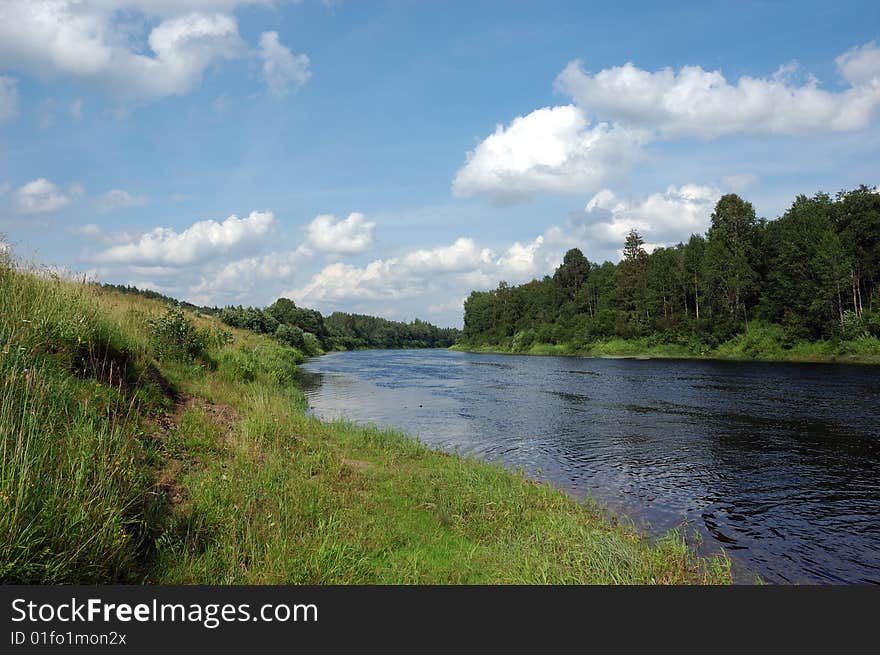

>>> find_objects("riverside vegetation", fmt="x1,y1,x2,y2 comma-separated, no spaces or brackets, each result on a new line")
0,251,730,584
457,187,880,364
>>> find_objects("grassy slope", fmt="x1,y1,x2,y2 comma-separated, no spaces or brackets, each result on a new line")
0,260,730,584
453,326,880,366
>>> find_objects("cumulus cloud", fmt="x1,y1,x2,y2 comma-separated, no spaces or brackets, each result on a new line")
836,41,880,87
400,238,494,273
455,42,880,203
258,31,311,96
556,45,880,138
14,178,72,214
287,233,563,313
304,212,375,254
90,210,276,266
0,75,18,122
0,2,308,101
578,184,720,251
452,105,646,203
188,249,304,304
83,208,379,307
95,189,146,211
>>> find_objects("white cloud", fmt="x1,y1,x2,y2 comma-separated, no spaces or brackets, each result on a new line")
496,235,550,279
258,30,311,96
288,260,414,303
836,41,880,87
304,212,375,254
0,2,304,101
189,249,304,304
0,75,18,122
286,232,565,315
452,105,646,203
90,210,276,265
96,189,146,211
401,238,493,273
578,184,720,251
14,178,72,214
555,45,880,138
455,42,880,203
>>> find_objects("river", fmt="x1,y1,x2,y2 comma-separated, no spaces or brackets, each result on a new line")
299,349,880,584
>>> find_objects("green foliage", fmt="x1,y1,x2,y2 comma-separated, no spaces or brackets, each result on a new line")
274,323,305,349
148,306,212,362
301,331,323,356
219,298,459,352
324,312,459,350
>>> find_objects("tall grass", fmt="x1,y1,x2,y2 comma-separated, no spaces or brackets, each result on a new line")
0,256,161,582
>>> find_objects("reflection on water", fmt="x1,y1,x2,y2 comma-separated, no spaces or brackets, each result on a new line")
300,349,880,584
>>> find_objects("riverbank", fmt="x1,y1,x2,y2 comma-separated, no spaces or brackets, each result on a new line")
451,329,880,365
0,260,730,584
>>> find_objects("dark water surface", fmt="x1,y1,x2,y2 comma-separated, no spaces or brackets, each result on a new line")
300,349,880,584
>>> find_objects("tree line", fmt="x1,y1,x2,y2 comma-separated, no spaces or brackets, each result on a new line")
461,186,880,351
218,299,460,352
102,285,460,354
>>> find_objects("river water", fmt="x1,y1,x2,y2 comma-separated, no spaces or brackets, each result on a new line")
299,349,880,584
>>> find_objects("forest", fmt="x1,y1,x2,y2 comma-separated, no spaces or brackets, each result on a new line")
459,186,880,359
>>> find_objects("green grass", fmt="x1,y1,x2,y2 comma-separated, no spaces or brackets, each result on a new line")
454,324,880,365
0,254,731,584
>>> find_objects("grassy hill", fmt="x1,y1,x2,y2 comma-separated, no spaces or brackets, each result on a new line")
0,254,730,584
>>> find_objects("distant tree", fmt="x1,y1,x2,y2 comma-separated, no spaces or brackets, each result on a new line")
763,193,850,338
266,297,298,325
616,229,649,332
704,194,760,324
832,185,880,316
553,248,592,304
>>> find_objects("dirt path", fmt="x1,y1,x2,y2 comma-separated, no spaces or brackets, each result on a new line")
148,392,238,508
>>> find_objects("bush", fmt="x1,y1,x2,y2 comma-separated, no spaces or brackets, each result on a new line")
148,306,209,362
511,329,535,351
275,324,305,349
301,331,323,357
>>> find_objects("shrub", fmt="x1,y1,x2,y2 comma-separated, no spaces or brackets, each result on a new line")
275,323,305,349
148,306,208,362
301,331,323,357
511,329,535,351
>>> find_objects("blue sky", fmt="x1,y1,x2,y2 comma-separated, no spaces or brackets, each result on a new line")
1,1,878,326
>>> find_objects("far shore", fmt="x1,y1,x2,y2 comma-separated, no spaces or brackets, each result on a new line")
449,340,880,366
